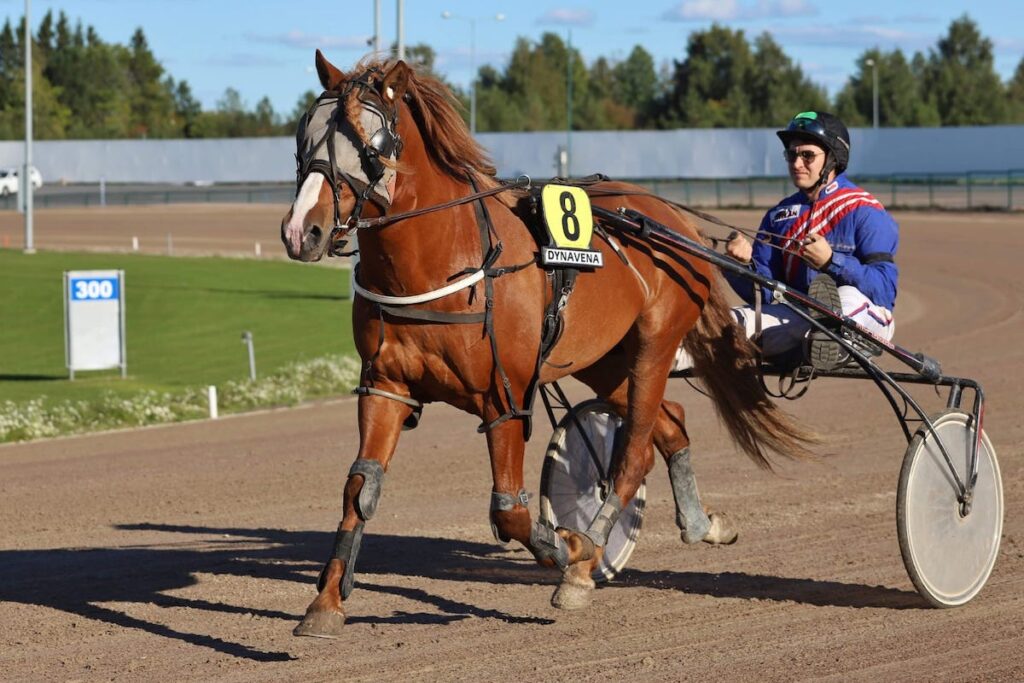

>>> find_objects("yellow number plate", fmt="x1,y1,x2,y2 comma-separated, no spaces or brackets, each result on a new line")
541,185,594,250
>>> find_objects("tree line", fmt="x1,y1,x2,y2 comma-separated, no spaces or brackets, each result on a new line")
475,16,1024,131
0,11,1021,140
0,10,297,139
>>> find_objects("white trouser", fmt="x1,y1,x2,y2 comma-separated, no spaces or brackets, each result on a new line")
674,286,894,369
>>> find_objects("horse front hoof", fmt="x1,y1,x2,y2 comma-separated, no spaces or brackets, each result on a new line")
702,512,739,545
551,563,595,610
293,608,346,638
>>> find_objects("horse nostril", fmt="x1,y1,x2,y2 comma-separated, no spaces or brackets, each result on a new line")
306,225,323,243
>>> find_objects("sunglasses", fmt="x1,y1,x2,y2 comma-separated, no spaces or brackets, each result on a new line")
784,149,824,164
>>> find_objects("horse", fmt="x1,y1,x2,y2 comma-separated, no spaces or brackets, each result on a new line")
280,51,813,638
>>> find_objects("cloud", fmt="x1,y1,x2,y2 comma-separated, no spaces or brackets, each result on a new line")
244,31,371,51
993,36,1024,54
661,0,817,22
894,14,941,24
849,14,939,26
767,24,928,50
537,8,596,27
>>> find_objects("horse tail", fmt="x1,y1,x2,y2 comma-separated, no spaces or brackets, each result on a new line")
682,275,818,469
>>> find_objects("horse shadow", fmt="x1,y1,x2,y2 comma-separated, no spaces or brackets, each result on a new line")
0,524,924,662
0,524,550,662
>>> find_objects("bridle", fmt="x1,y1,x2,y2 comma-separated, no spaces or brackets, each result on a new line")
294,67,404,251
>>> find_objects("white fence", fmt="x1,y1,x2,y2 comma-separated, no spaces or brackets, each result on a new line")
0,126,1022,185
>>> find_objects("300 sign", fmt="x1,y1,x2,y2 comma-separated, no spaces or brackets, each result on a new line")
70,278,119,301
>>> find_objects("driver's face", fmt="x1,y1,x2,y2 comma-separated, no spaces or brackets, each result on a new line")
787,142,828,192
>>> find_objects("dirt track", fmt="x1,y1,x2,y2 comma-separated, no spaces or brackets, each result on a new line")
1,207,1023,681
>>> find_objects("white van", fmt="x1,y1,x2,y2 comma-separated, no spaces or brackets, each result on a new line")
0,167,44,196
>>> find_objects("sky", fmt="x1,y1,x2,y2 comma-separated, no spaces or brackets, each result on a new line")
3,0,1022,118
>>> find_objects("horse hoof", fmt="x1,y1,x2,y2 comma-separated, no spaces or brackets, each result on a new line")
551,564,595,610
293,609,346,638
702,512,738,545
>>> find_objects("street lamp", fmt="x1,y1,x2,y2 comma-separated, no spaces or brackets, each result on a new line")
23,0,34,254
865,58,879,129
441,10,506,135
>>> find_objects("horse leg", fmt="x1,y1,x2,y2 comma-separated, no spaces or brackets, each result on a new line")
656,400,738,545
293,394,411,638
552,337,674,610
486,419,592,575
575,357,738,546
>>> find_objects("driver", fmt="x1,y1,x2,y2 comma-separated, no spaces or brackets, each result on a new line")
723,111,899,369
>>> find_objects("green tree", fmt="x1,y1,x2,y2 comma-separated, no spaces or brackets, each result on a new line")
35,10,53,63
45,17,134,138
835,49,939,127
0,16,71,139
170,78,202,138
124,28,177,137
657,24,755,128
656,27,828,129
1008,58,1024,123
0,20,19,111
477,33,572,131
474,64,524,131
747,33,827,127
922,15,1006,125
611,45,658,127
286,89,318,132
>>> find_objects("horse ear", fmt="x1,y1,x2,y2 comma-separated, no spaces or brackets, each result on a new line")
315,49,345,91
380,61,411,105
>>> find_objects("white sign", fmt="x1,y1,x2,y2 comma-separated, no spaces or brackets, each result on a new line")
541,247,604,268
64,270,126,379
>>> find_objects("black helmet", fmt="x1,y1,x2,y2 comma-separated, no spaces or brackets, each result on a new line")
777,111,851,173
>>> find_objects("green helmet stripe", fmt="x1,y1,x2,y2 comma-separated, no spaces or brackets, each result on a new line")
794,111,818,120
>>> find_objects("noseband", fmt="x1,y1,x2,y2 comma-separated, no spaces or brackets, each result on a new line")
294,67,404,252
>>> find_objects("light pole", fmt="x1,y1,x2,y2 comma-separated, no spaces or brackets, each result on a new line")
23,0,34,254
373,0,381,53
865,58,879,129
566,29,573,177
442,11,505,135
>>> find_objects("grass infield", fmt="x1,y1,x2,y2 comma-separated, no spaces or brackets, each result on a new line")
0,249,354,405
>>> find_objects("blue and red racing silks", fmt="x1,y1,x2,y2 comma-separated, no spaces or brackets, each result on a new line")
724,173,899,310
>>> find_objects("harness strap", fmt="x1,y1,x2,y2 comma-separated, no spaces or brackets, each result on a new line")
352,177,531,230
378,303,486,324
353,264,486,305
468,174,531,436
353,385,423,430
352,385,423,408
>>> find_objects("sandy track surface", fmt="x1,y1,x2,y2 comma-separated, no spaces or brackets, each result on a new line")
0,204,293,258
1,210,1022,681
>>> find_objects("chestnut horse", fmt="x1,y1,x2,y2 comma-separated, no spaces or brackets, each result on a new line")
280,52,812,637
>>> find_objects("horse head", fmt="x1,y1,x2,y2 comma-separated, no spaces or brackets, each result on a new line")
281,51,411,262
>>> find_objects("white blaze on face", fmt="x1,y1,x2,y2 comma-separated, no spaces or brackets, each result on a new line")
284,173,326,253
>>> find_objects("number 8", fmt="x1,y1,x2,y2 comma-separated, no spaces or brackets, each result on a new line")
559,191,580,241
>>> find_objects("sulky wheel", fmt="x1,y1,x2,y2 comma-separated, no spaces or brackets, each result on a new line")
539,399,645,583
897,410,1003,608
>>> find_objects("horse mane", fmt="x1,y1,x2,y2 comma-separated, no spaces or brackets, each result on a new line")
344,58,498,189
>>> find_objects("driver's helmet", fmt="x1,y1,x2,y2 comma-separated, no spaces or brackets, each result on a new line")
777,111,851,173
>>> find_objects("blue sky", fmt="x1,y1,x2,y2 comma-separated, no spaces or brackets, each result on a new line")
3,1,1021,118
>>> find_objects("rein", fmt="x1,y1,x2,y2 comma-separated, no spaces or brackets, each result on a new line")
337,175,531,232
337,178,813,265
582,186,813,260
